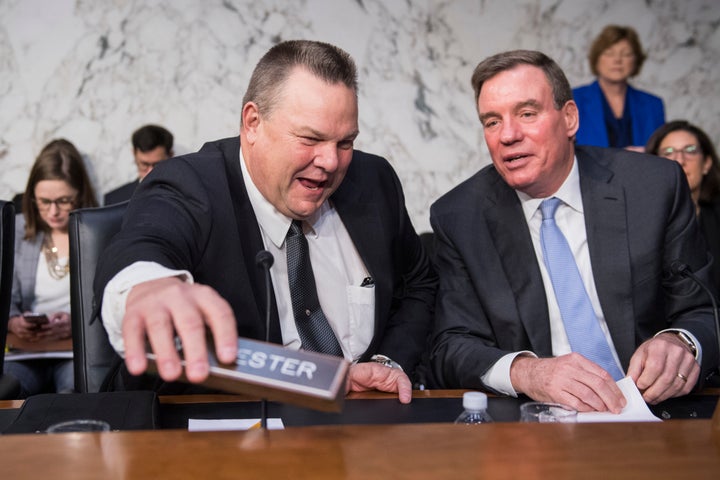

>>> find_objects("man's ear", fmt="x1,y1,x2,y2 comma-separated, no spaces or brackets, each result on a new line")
563,100,580,139
241,102,261,145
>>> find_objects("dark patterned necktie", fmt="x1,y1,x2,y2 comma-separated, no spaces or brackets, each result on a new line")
286,220,343,356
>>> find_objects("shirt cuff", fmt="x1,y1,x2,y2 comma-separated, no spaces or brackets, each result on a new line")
481,350,537,397
101,261,193,354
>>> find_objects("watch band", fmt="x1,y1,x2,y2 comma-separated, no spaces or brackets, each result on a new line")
675,331,698,359
370,354,403,371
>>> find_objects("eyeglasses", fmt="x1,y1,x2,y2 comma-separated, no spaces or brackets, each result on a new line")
659,145,702,160
34,196,76,211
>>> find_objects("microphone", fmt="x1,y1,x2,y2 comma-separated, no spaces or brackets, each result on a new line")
670,260,720,380
255,250,274,428
255,250,274,271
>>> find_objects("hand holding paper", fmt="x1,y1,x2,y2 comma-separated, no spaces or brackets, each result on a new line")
578,377,662,423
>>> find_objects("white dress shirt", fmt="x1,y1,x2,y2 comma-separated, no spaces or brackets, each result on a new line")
102,149,375,362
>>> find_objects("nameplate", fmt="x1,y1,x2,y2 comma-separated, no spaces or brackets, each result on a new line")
147,338,349,412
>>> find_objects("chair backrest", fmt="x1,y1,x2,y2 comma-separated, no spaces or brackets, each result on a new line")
0,200,21,398
69,202,127,393
0,201,15,375
418,232,435,260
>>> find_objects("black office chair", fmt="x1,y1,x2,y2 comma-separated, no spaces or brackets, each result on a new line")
0,200,21,398
69,202,127,393
418,231,435,261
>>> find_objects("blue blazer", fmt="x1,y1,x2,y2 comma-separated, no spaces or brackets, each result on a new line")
573,80,665,147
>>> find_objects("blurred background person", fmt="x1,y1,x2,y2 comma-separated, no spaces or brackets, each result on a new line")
646,120,720,288
573,25,665,151
5,139,98,397
104,124,174,205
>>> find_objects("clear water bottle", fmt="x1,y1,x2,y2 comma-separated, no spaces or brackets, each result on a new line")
454,391,493,424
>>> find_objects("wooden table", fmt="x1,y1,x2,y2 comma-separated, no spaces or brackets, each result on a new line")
1,390,719,479
1,419,719,479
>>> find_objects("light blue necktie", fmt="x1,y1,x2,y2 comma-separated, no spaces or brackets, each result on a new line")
539,197,624,380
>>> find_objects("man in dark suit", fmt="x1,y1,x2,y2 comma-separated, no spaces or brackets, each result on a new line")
104,124,174,205
95,40,436,402
430,50,718,412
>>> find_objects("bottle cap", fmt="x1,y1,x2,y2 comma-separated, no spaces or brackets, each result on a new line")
463,391,488,410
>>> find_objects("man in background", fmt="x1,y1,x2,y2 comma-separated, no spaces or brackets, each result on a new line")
104,124,174,205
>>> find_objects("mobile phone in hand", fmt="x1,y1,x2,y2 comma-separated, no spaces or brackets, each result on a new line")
23,313,49,328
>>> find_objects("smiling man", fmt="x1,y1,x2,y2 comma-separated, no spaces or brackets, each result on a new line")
429,50,718,412
95,40,436,401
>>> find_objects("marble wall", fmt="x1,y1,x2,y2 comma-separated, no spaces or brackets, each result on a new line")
1,0,718,232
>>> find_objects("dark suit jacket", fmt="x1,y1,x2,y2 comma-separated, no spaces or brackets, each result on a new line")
573,80,665,147
429,145,719,390
104,180,139,205
95,136,437,383
699,198,720,291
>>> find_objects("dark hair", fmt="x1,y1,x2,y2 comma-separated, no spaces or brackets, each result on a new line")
588,25,647,77
22,139,98,240
241,40,357,124
470,50,573,110
131,124,174,154
646,120,720,203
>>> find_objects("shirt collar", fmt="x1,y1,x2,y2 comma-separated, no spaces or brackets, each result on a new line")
239,148,324,248
516,156,583,222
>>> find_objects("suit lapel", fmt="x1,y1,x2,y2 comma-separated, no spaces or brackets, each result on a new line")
220,138,282,344
484,174,553,356
577,148,635,367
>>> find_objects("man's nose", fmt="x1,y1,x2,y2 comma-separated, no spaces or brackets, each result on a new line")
500,119,522,144
314,144,340,172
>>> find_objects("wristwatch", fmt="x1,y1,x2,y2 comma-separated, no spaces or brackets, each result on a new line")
675,331,698,359
370,354,404,371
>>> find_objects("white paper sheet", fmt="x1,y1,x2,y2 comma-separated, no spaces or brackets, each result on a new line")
188,418,285,431
577,376,662,423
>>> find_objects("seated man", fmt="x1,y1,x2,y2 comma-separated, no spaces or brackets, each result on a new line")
96,40,437,402
104,124,174,205
430,49,718,412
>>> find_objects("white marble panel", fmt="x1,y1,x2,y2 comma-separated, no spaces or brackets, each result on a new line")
0,0,718,234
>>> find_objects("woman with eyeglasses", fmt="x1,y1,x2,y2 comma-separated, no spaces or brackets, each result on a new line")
646,121,720,288
573,25,665,150
5,139,97,397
